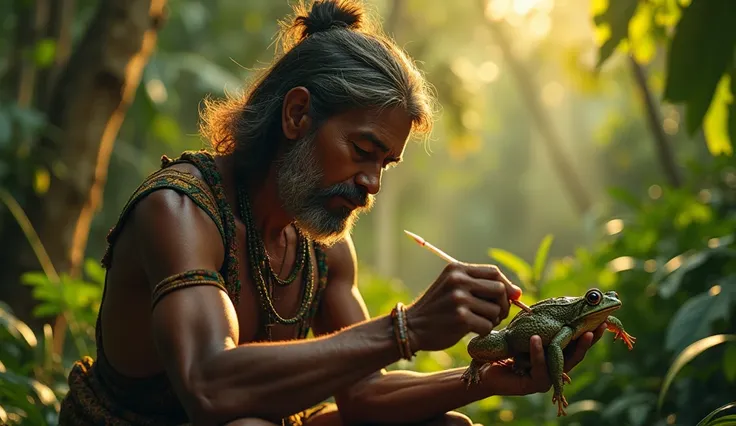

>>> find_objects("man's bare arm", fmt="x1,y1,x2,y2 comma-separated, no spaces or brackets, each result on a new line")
315,235,603,425
132,190,403,425
313,236,500,424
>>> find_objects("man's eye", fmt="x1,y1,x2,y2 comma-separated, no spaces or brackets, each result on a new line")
352,142,370,157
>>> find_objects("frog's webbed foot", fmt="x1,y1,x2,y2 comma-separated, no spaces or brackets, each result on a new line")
493,357,513,368
552,391,569,417
461,359,485,389
605,316,637,350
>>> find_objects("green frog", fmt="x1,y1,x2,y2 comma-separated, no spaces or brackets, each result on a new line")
460,288,636,417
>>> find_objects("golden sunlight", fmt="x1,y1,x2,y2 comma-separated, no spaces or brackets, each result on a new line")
485,0,555,21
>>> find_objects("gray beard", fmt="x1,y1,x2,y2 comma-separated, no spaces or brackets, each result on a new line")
275,133,374,247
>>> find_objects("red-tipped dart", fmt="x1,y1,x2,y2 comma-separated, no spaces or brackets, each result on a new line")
403,230,532,314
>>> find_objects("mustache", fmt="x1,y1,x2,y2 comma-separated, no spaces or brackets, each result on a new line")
314,182,370,207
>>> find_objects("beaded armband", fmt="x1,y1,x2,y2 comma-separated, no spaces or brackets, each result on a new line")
151,269,228,309
391,302,415,360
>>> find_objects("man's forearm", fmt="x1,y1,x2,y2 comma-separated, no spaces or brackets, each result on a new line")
194,314,401,423
338,368,494,424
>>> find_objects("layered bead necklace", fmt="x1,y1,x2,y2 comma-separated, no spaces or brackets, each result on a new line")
236,186,316,341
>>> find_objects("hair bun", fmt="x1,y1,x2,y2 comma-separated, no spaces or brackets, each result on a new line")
294,0,364,39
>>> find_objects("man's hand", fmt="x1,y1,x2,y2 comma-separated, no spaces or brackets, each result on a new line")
406,262,523,353
480,323,606,396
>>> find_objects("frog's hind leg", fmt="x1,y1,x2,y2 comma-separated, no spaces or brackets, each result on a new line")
462,332,510,388
547,326,574,417
511,354,571,383
460,359,485,389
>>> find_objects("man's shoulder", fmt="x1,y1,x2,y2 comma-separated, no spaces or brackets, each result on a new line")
321,235,357,280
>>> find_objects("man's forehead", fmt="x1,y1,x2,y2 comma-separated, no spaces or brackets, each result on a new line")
339,107,412,148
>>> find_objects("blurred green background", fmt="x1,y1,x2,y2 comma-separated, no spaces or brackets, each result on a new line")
0,0,735,425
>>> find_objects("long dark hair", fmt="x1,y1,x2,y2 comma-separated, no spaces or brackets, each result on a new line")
198,0,437,181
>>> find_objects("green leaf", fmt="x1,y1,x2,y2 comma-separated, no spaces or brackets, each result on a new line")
33,38,56,68
487,248,532,287
532,234,554,283
657,249,736,298
724,344,736,382
658,334,736,409
602,393,656,420
84,258,106,285
698,402,736,426
704,415,736,426
729,68,736,156
32,303,60,319
703,73,734,156
606,186,641,211
665,287,732,353
593,0,640,68
0,111,11,146
0,306,37,349
663,0,736,134
20,271,52,288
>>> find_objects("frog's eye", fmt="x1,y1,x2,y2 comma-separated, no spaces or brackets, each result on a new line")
585,289,602,305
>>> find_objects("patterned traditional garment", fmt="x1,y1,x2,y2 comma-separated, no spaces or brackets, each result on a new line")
58,150,330,426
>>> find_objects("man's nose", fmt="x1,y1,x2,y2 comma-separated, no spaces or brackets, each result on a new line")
356,169,382,195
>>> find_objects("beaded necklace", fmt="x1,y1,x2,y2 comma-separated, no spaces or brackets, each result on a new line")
236,185,316,341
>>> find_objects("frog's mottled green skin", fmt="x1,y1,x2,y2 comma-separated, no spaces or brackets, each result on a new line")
461,288,636,416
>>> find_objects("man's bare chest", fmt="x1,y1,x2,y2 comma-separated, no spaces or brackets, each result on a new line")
230,224,321,343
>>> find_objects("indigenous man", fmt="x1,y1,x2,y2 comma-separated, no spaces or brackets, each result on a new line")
59,0,604,425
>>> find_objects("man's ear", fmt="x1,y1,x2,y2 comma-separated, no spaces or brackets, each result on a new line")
282,87,312,140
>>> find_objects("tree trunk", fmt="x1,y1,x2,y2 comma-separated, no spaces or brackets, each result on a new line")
485,16,593,216
628,56,683,188
0,0,168,327
373,0,404,277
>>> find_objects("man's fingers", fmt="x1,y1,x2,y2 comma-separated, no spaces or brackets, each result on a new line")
564,331,594,372
529,335,547,380
592,323,606,343
464,264,523,300
467,297,502,325
458,306,496,336
467,279,510,320
466,278,505,300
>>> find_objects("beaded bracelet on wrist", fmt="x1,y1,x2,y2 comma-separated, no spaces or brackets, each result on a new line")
391,302,415,360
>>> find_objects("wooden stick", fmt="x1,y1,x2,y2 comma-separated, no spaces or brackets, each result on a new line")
403,230,533,314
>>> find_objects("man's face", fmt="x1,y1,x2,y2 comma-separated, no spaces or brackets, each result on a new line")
276,106,412,246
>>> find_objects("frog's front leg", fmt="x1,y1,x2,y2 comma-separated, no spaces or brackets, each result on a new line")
606,316,636,350
462,331,509,388
547,326,574,417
